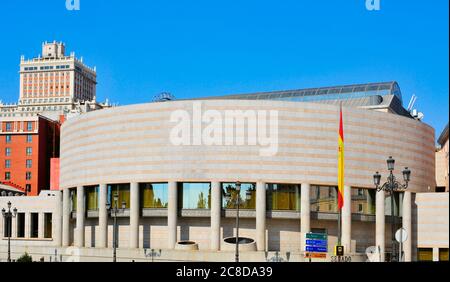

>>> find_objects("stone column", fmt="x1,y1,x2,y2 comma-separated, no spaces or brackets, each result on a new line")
210,181,221,251
130,182,139,249
24,212,31,238
168,181,178,249
0,210,3,238
53,191,63,246
38,212,45,238
256,182,266,251
98,184,108,248
75,186,85,248
342,185,352,253
402,191,412,262
433,247,440,262
376,191,385,262
62,188,71,246
11,214,18,238
300,183,311,252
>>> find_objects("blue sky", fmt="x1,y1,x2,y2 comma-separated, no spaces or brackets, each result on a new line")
0,0,448,137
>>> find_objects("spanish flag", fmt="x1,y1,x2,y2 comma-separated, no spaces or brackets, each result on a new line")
338,104,344,210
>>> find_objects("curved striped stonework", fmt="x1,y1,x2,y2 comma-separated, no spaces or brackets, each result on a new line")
60,100,435,192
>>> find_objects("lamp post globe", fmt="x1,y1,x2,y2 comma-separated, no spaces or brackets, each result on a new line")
236,181,241,192
374,172,381,187
387,156,395,171
403,167,411,183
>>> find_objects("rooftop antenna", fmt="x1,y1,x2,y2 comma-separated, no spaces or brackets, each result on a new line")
407,94,424,121
407,94,417,111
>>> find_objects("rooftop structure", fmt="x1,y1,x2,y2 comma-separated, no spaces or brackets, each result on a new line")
194,81,412,117
436,123,449,192
438,123,449,147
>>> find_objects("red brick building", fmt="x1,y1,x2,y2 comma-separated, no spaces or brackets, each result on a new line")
0,115,60,196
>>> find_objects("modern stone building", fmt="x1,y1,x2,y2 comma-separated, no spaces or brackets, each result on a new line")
414,192,449,261
58,82,435,260
0,82,443,262
435,124,449,192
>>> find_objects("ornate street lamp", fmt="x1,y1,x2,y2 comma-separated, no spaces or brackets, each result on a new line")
2,201,18,262
106,192,126,262
373,156,411,262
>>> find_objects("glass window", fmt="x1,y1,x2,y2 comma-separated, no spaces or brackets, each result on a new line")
86,186,99,211
26,159,32,168
27,122,33,131
26,147,32,155
44,213,52,238
222,183,256,209
141,183,168,208
417,248,433,262
179,182,211,209
351,188,376,215
266,183,300,211
26,135,32,143
311,228,327,235
30,213,38,238
385,191,402,217
3,216,12,237
440,248,449,261
17,213,25,238
70,188,77,211
5,122,12,132
108,184,130,209
5,148,11,156
5,160,11,168
26,172,32,180
310,185,338,213
5,172,11,180
5,135,12,143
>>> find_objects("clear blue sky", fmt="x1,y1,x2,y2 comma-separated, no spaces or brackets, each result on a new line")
0,0,448,137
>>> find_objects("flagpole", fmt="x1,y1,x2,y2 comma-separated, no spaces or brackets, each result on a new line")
338,208,342,245
338,206,342,262
337,102,343,262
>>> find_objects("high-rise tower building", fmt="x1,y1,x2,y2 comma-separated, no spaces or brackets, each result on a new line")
0,41,111,121
0,41,111,195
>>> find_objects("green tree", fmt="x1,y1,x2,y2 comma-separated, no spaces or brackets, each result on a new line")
16,252,33,262
197,192,206,208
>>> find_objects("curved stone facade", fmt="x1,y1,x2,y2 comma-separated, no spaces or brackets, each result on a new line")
60,100,435,192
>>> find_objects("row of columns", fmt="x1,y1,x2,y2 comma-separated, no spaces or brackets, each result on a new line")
0,211,57,240
63,183,142,249
0,192,62,245
61,182,412,261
